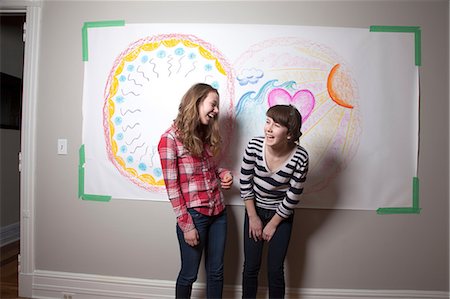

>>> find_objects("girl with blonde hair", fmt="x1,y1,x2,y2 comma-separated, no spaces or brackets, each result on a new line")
158,83,233,299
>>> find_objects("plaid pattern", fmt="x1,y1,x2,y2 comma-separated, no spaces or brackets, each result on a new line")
158,126,229,232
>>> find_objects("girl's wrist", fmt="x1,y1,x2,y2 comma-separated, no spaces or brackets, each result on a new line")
248,214,259,220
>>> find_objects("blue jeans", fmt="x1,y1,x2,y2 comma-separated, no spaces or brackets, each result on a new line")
242,207,293,299
176,208,227,299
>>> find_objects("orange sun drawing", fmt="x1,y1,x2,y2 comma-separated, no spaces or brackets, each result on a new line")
327,64,355,109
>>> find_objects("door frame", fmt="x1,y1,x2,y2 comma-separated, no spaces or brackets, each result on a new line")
0,1,40,297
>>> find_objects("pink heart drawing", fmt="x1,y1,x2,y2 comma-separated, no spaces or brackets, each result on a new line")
268,88,315,122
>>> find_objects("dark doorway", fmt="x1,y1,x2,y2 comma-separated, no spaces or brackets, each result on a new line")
0,13,25,247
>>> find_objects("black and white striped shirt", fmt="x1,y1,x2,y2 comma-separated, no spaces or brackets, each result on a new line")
240,137,309,218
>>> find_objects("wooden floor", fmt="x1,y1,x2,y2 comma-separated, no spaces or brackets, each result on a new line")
0,240,27,299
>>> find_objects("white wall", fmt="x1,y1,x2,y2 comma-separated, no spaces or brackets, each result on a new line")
16,0,450,297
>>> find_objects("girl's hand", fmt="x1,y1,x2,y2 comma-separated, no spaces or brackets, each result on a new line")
184,228,199,247
248,215,263,242
262,223,277,242
220,173,233,189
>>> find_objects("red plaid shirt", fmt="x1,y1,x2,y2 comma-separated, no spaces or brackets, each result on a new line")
158,125,230,232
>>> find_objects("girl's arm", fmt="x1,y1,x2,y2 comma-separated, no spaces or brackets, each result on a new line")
241,138,263,241
240,139,258,201
158,133,195,233
276,149,309,219
262,213,283,241
265,149,309,241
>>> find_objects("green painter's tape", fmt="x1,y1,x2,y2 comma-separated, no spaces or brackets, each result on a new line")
377,177,421,215
412,176,420,209
78,145,85,198
376,207,420,215
82,25,88,62
82,20,125,61
370,25,419,33
79,144,85,166
78,166,84,198
84,20,126,28
369,25,421,66
414,28,421,66
78,144,112,202
81,194,112,202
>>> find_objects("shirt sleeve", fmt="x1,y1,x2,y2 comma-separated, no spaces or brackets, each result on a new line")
158,132,195,232
276,149,309,218
240,139,257,201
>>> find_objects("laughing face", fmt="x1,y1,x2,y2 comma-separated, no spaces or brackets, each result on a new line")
264,117,290,148
198,91,220,125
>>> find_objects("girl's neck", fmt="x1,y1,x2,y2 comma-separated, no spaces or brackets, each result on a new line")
265,142,295,158
196,125,207,140
264,142,295,173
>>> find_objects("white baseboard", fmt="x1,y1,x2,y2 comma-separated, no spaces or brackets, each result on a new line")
24,270,449,299
288,288,449,299
0,222,20,246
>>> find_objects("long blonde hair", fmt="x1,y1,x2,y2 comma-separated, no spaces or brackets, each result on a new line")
174,83,222,157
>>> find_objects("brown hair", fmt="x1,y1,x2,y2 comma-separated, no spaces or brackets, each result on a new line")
174,83,221,157
266,104,303,144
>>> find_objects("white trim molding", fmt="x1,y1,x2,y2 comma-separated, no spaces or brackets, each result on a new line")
0,1,42,298
27,270,450,299
0,1,41,297
18,4,40,297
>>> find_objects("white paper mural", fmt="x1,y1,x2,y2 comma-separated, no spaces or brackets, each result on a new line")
82,23,419,210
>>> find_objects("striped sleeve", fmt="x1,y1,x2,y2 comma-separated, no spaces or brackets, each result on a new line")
240,138,263,201
276,147,309,218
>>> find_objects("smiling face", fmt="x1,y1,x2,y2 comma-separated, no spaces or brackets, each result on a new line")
264,116,290,148
198,91,220,125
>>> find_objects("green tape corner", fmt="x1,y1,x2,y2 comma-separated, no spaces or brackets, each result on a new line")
377,177,421,215
369,25,421,66
82,20,126,61
78,144,112,202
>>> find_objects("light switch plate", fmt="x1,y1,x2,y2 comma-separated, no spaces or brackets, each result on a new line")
58,139,67,155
